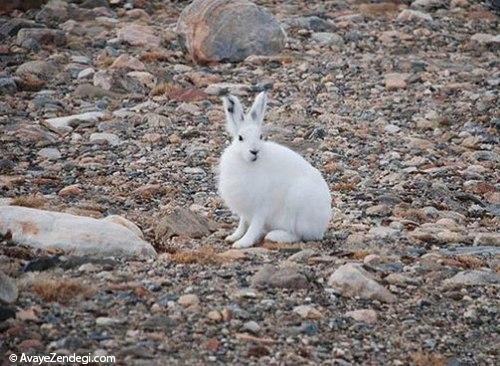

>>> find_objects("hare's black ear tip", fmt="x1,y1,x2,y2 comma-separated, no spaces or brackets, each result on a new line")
262,82,273,92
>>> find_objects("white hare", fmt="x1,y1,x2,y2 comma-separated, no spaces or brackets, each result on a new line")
218,91,331,249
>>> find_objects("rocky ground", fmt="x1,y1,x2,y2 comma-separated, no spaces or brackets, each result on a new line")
0,0,499,365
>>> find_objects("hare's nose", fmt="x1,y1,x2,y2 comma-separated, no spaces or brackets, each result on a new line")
250,149,259,156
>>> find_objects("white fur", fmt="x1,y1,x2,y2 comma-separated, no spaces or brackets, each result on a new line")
218,92,331,248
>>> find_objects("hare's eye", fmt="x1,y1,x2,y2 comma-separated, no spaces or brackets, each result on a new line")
260,134,263,140
238,135,243,142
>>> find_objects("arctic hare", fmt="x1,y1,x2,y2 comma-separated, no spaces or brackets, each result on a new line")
218,91,331,249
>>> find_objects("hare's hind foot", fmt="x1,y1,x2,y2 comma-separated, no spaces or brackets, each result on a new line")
265,230,300,243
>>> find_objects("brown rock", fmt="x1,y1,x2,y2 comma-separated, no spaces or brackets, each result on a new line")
58,184,83,197
155,207,214,240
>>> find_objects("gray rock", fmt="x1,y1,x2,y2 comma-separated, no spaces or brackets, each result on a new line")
0,271,18,304
37,147,61,160
397,9,433,22
311,32,344,47
89,132,121,146
286,249,316,263
0,206,156,259
283,16,334,31
155,207,214,241
242,321,260,334
411,0,446,11
444,270,499,288
176,0,286,63
0,18,42,41
16,60,57,81
0,77,17,95
42,111,105,134
80,0,109,9
16,28,66,47
251,264,312,290
328,263,396,303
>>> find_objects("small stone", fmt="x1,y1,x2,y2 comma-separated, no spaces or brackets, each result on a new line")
77,67,95,80
89,132,121,146
0,271,18,304
207,310,222,322
118,24,160,47
397,9,433,22
16,60,56,81
178,294,200,307
58,184,83,197
328,263,396,303
37,147,61,160
363,254,381,266
155,207,214,241
286,249,316,263
385,73,407,90
242,321,260,334
345,309,378,324
43,111,105,134
444,270,499,288
96,317,121,326
368,226,399,240
17,28,66,47
470,33,500,46
0,77,17,95
127,71,156,88
251,264,312,290
473,233,500,246
384,124,401,134
311,32,344,46
293,305,323,319
110,54,145,70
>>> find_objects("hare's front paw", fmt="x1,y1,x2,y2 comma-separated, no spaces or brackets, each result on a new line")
232,239,254,249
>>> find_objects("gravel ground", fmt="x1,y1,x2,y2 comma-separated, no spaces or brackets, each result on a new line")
0,0,499,365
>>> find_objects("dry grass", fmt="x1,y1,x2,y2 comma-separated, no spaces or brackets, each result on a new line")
410,352,447,366
31,278,94,303
332,182,357,192
11,195,47,208
150,83,208,102
350,250,370,260
169,246,226,265
441,255,487,270
140,51,171,63
359,3,400,17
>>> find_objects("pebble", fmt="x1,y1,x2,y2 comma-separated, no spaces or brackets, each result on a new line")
37,147,61,160
345,309,377,324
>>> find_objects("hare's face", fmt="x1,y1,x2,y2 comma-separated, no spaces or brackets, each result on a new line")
222,91,268,163
233,123,264,162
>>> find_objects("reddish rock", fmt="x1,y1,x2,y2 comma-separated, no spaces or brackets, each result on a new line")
176,0,286,63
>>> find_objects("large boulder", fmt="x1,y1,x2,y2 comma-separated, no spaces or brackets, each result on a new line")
176,0,286,63
0,206,156,259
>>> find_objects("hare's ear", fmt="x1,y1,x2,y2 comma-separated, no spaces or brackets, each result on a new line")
222,95,244,136
248,91,267,125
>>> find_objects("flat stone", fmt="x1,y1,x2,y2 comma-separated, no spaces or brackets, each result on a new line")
43,111,105,134
17,28,66,46
444,270,499,288
345,309,377,324
397,9,433,22
328,263,396,303
117,24,160,47
16,61,57,81
0,206,156,258
155,207,214,241
311,32,344,46
37,147,61,160
251,264,312,290
89,132,121,146
293,305,323,319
